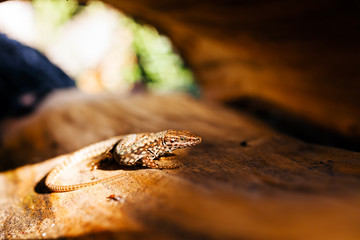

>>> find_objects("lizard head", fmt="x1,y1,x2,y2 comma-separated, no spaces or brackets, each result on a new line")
163,129,201,151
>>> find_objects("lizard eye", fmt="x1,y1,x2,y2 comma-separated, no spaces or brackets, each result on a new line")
170,139,176,143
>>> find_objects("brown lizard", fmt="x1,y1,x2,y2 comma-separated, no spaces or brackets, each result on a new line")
45,129,201,192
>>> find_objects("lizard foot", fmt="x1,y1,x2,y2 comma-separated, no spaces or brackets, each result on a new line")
142,157,181,169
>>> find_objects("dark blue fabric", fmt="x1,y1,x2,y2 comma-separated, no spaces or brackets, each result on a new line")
0,33,76,120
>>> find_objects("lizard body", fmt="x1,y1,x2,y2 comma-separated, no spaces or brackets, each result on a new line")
45,130,201,192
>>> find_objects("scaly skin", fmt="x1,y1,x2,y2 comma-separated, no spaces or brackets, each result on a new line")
45,130,201,192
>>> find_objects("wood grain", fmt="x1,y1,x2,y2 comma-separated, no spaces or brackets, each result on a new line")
1,90,360,239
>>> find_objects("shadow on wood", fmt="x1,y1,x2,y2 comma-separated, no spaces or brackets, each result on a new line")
101,0,360,140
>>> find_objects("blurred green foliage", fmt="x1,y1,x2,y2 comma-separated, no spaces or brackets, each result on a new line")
121,17,199,96
32,0,79,43
32,0,199,96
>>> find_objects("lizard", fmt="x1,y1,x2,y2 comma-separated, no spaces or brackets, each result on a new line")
45,129,201,192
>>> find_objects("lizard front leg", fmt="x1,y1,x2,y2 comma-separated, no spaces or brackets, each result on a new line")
141,156,180,169
141,157,160,168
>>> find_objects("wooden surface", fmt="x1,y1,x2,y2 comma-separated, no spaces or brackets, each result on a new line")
100,0,360,138
1,90,360,239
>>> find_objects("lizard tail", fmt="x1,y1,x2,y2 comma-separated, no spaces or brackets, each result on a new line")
45,136,123,192
45,172,124,192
